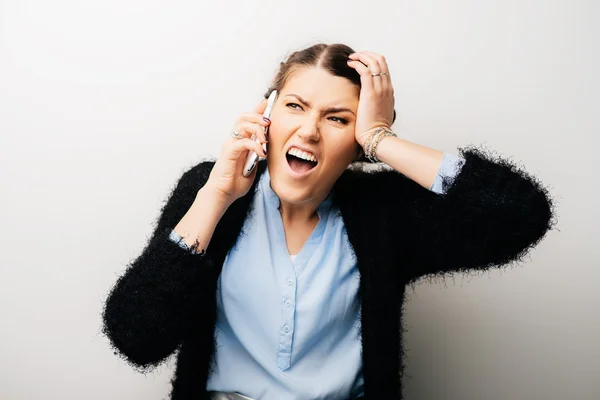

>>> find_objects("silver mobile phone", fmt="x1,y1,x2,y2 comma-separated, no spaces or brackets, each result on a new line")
243,90,278,177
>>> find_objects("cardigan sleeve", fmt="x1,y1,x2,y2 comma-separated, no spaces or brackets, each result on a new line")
361,146,555,284
102,161,218,371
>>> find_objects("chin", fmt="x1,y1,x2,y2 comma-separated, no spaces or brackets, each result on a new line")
269,171,318,205
267,153,342,206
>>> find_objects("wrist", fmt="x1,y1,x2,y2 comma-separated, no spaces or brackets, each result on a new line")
195,186,232,216
357,127,381,150
362,126,397,163
173,187,229,253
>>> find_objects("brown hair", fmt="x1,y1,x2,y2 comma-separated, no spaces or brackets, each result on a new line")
264,43,397,162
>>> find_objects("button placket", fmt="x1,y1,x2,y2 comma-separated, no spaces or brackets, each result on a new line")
277,275,296,370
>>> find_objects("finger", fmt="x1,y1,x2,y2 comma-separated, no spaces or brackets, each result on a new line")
254,99,268,114
361,51,392,92
255,124,268,143
361,52,389,70
231,137,267,159
347,59,375,96
348,52,383,92
238,112,271,128
234,122,266,142
235,121,268,143
350,51,389,73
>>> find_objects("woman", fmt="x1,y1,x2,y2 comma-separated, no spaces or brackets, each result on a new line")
102,43,554,400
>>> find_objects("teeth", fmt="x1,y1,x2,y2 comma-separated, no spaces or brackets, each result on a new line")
287,147,317,163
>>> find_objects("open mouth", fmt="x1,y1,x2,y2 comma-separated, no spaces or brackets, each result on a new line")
286,147,318,175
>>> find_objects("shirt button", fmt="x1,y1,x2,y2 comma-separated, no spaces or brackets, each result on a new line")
283,325,290,333
284,300,291,307
287,278,293,286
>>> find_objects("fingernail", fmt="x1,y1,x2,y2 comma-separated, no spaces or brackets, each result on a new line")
263,117,271,124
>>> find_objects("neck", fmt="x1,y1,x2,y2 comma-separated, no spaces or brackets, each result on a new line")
278,198,322,225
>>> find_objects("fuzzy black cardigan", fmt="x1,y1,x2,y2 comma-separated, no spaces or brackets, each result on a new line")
102,147,555,400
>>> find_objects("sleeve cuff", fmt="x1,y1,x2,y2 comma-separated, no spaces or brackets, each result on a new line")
429,153,466,194
168,229,201,255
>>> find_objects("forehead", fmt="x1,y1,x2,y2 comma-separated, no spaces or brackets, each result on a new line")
282,67,359,105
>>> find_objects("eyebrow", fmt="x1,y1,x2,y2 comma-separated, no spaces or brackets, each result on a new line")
283,94,356,117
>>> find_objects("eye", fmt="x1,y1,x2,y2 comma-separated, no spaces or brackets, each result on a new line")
286,102,303,110
286,103,349,125
329,116,349,125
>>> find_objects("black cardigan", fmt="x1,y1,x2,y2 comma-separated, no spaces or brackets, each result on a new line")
102,147,555,399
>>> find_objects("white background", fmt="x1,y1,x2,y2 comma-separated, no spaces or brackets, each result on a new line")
0,0,598,399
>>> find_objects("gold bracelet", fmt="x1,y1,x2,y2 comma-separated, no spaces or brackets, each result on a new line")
364,129,381,161
366,127,397,163
370,130,396,163
365,128,386,162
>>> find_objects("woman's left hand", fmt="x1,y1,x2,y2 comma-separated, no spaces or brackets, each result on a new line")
347,51,396,149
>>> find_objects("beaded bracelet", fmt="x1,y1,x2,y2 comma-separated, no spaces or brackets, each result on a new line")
364,127,386,160
364,129,379,162
369,130,395,163
365,127,397,163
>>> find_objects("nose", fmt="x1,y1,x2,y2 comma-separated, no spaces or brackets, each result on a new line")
296,118,321,143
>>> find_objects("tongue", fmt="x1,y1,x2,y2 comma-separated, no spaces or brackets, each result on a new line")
289,156,315,174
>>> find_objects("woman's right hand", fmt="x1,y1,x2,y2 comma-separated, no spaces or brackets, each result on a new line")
204,99,270,204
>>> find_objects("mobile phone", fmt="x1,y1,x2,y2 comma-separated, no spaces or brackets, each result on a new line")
243,90,278,177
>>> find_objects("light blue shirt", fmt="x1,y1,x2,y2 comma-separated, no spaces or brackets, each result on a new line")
169,154,464,399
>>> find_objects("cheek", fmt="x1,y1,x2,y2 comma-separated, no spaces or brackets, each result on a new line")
266,123,285,146
272,121,297,140
267,115,292,142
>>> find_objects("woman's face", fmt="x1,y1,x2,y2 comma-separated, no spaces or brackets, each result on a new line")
267,66,360,206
